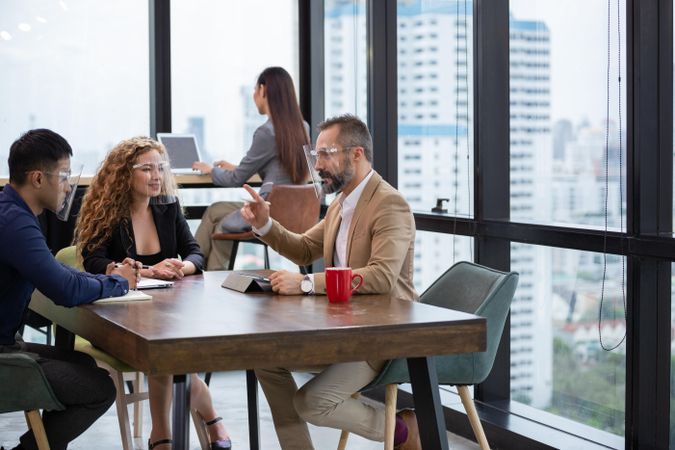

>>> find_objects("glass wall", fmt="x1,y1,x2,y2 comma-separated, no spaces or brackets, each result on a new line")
0,1,150,175
171,0,299,209
396,0,474,217
323,0,367,121
509,1,627,230
511,243,626,437
414,231,473,293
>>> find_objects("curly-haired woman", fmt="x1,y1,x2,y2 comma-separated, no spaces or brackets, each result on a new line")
192,66,310,270
74,137,232,450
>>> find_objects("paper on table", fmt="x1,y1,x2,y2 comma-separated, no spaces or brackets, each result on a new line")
137,277,174,289
94,290,152,304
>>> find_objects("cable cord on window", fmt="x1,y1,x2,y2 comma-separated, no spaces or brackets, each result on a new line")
599,0,627,352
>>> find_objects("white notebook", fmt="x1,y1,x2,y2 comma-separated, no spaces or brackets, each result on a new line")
94,290,152,304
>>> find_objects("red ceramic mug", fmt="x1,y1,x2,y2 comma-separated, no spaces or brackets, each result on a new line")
325,267,364,303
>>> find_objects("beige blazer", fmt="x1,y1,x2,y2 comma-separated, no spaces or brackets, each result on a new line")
260,171,419,301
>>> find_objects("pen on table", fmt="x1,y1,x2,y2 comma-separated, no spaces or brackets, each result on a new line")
114,263,151,269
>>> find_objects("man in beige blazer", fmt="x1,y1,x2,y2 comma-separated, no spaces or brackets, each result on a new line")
241,114,421,450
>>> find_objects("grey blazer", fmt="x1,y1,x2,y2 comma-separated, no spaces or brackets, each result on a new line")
210,119,310,187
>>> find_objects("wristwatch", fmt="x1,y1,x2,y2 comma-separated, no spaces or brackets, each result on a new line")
300,274,314,294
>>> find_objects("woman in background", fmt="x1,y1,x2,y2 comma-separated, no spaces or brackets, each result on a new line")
74,137,232,450
192,66,310,270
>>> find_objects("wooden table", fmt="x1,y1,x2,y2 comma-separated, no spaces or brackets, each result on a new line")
30,271,486,450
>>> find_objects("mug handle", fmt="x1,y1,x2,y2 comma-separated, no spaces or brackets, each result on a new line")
350,273,364,293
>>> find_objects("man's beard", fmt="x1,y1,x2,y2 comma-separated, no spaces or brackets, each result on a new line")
319,160,354,195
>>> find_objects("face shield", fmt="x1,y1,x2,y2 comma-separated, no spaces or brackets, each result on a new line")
303,144,353,196
54,165,83,221
131,153,179,205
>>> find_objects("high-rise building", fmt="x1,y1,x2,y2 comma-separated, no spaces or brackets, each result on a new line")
509,16,553,408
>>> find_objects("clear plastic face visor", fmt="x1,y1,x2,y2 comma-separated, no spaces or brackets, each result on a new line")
55,165,83,221
131,157,178,205
303,144,353,196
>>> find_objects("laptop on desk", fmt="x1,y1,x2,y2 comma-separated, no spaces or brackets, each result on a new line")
157,133,203,174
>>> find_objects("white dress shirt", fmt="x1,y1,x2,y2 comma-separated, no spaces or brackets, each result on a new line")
253,170,375,289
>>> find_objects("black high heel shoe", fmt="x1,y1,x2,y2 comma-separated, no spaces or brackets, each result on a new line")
204,416,232,450
148,438,172,449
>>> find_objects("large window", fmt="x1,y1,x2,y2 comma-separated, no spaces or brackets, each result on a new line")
171,0,299,210
0,1,150,175
396,1,474,217
511,243,626,438
323,0,367,121
414,231,472,293
509,1,627,230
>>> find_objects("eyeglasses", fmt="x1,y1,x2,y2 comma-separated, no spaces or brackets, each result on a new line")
132,162,169,172
26,169,72,183
309,146,352,162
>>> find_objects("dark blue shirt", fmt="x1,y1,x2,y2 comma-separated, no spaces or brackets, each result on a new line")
0,185,129,345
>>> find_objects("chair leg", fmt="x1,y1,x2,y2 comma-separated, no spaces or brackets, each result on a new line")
337,429,350,450
384,384,398,450
132,371,144,438
263,245,270,269
227,241,239,270
25,410,50,450
110,369,134,450
457,385,490,450
191,409,211,450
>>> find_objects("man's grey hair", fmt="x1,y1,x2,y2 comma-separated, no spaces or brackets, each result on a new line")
318,114,373,163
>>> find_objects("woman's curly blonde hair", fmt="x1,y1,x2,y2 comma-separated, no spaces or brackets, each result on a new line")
74,136,177,256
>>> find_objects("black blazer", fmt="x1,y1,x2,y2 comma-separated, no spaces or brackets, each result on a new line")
82,202,204,274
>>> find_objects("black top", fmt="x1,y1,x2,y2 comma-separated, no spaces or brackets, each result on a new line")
82,202,205,274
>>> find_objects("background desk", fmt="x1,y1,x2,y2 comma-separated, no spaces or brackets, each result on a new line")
31,271,486,450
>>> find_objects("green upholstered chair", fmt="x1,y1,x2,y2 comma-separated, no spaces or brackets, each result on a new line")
0,352,65,450
337,261,519,450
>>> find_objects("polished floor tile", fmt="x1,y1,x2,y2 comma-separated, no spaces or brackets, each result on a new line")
1,371,479,450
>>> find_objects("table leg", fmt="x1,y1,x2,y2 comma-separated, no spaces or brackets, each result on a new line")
172,374,191,450
407,356,449,450
54,325,74,350
247,369,260,450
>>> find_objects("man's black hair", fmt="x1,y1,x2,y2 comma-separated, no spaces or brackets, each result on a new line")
8,129,73,185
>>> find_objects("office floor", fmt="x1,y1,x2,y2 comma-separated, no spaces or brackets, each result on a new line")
0,369,479,450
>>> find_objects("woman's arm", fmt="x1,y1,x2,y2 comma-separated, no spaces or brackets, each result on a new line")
210,123,276,187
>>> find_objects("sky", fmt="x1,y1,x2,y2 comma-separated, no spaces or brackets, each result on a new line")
510,0,627,127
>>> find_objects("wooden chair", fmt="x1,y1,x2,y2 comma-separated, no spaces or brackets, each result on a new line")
0,352,65,450
337,262,519,450
211,184,321,270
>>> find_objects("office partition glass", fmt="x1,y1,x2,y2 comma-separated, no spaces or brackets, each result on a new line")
323,0,367,122
509,1,627,230
0,1,150,176
511,243,626,439
396,0,474,217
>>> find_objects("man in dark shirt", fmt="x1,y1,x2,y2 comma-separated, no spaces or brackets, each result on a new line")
0,129,137,450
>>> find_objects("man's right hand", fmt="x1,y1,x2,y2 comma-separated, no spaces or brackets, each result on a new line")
240,184,271,229
107,259,139,289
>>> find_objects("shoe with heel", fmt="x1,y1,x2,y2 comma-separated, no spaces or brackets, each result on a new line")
148,438,172,449
203,416,232,450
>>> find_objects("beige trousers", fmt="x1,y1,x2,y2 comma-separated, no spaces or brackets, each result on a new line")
255,361,386,450
194,201,243,271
